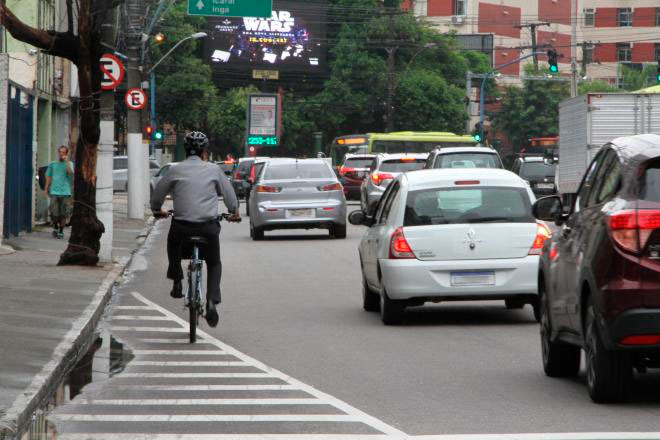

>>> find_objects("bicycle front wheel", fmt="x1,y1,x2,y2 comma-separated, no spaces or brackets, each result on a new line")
189,302,197,344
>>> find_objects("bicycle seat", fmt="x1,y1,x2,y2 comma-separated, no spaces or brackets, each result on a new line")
187,236,208,245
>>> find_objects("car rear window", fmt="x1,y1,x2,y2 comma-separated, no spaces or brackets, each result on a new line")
264,162,333,180
379,159,426,173
113,158,127,170
344,157,374,169
238,160,254,173
434,153,501,169
404,187,534,226
520,162,556,179
641,161,660,202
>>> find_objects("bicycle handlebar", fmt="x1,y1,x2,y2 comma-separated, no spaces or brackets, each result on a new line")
154,210,241,223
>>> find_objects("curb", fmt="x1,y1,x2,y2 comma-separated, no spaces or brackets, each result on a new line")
0,217,157,440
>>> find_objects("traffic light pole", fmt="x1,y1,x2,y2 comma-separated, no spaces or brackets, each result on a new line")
150,71,156,157
479,51,545,142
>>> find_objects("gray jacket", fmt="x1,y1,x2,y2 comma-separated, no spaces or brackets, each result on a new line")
151,156,238,222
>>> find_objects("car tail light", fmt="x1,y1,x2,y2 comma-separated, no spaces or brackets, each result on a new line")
529,223,551,256
619,334,660,346
339,166,355,176
318,182,342,191
389,227,415,259
256,185,281,193
371,172,394,186
608,209,660,253
399,157,416,162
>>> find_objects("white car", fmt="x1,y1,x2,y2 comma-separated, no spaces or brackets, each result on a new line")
350,168,549,325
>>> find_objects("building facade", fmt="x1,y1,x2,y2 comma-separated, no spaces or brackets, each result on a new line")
417,0,660,83
1,0,78,241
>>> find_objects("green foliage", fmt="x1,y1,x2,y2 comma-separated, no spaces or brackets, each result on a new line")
578,80,618,94
619,64,658,91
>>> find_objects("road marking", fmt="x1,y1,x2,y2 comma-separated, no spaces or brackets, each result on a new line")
128,291,408,438
130,361,248,366
412,435,660,440
120,373,272,378
53,414,358,422
133,338,214,344
58,435,393,440
110,327,190,332
114,305,153,310
70,398,326,405
111,315,173,321
110,385,300,391
131,350,227,355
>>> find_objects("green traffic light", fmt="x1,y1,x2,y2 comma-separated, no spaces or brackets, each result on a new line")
549,65,558,73
154,131,163,141
473,133,482,142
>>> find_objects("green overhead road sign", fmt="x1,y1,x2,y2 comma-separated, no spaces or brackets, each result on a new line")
187,0,272,18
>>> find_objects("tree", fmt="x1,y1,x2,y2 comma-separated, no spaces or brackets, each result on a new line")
0,1,116,265
578,80,618,94
619,64,658,91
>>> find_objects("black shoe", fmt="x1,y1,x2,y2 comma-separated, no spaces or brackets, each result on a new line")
170,281,183,299
205,301,219,327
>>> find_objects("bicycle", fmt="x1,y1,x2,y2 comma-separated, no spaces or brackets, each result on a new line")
158,211,239,343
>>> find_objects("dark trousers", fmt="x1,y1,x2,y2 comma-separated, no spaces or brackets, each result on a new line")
166,219,222,304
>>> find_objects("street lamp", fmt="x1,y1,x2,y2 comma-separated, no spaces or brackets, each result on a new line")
146,32,208,158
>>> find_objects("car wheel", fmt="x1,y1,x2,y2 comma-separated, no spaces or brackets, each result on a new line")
584,297,632,403
539,286,580,377
380,287,405,325
250,222,264,241
332,224,347,239
505,298,524,309
362,276,380,312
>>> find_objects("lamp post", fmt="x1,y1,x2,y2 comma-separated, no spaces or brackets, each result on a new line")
386,42,436,132
146,32,207,160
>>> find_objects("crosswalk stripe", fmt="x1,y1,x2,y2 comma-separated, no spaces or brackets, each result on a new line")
113,306,153,310
111,327,187,332
130,361,247,366
132,350,227,355
110,385,299,391
111,315,172,320
70,398,327,405
134,338,214,344
53,414,358,422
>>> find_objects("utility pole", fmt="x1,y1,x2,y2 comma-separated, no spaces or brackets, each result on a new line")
570,0,578,97
386,46,397,133
465,71,473,133
515,22,550,71
579,41,593,77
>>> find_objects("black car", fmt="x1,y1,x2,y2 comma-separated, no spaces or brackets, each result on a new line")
533,134,660,403
511,156,557,197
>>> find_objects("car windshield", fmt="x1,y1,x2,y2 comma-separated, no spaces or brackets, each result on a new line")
264,162,333,180
520,162,556,179
343,157,374,169
379,159,426,173
113,158,127,170
434,153,501,169
149,161,160,169
404,187,534,226
641,160,660,202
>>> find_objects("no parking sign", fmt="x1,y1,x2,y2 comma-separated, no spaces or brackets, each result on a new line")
100,53,125,91
125,88,147,111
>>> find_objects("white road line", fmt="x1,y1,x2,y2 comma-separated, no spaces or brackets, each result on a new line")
110,385,299,391
112,315,172,321
412,435,660,440
131,350,227,355
113,306,153,310
58,435,393,440
134,338,214,344
53,414,358,422
120,373,272,378
70,398,327,405
130,361,247,366
129,291,408,438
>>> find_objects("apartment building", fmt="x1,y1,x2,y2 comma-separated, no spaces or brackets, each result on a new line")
415,0,660,82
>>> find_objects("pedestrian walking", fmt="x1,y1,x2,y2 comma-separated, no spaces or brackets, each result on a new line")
44,146,74,239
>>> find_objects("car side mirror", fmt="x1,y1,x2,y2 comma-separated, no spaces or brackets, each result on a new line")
532,195,565,225
348,210,375,227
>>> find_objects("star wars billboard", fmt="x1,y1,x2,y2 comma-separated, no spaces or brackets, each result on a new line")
204,0,326,74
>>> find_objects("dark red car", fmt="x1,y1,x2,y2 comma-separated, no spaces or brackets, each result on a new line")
533,134,660,403
337,154,375,200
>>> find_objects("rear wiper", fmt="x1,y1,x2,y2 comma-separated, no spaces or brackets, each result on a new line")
465,217,512,223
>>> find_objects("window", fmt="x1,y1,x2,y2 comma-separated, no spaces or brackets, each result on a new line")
376,182,400,225
454,0,466,16
113,158,128,170
37,0,55,93
434,153,502,169
403,187,534,226
656,8,660,26
655,44,660,62
520,162,556,180
343,157,374,169
576,150,606,211
588,149,619,205
378,159,426,173
617,43,632,62
584,8,594,27
617,8,632,27
264,162,333,180
584,45,594,64
641,160,660,202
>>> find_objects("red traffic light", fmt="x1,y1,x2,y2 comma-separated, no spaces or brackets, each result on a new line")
145,126,154,135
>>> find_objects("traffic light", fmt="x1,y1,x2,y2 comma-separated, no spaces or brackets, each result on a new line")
473,122,483,142
656,63,660,82
154,33,165,44
547,49,559,74
153,129,163,141
145,125,154,137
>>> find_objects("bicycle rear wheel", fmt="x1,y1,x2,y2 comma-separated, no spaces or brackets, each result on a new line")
188,275,197,344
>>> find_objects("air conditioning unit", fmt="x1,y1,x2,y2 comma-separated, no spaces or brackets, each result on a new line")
451,15,465,25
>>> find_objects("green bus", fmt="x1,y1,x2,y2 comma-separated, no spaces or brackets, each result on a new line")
368,131,479,154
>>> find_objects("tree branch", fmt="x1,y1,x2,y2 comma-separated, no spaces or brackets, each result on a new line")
0,3,79,63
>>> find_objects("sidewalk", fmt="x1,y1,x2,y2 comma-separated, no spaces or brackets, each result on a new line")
0,194,153,438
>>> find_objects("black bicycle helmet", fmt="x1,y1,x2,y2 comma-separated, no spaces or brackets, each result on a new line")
184,131,209,156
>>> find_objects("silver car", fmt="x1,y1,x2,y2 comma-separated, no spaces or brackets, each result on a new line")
149,162,179,197
360,153,428,215
113,156,160,192
350,168,549,325
248,158,347,240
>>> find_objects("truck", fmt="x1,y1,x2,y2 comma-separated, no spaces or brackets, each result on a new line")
558,92,660,195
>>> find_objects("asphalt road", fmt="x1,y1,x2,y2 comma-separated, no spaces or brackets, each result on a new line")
52,202,660,438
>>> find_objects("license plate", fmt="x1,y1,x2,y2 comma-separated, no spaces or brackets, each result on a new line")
285,209,315,219
536,183,554,189
450,271,495,286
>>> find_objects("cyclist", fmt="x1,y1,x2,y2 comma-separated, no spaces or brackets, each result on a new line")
151,131,240,327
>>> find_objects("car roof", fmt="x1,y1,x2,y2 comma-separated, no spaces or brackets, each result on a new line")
265,158,330,166
344,153,375,159
610,133,660,162
377,153,429,160
434,146,499,155
402,168,527,190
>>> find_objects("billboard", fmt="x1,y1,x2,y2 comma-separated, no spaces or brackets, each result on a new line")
204,0,326,74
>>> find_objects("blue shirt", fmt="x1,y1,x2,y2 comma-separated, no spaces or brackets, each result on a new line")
46,161,74,196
